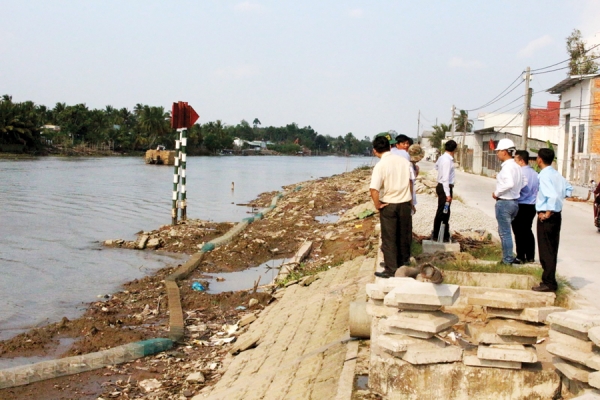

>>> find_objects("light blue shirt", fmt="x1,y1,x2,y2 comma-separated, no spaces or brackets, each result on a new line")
518,165,539,205
536,166,573,212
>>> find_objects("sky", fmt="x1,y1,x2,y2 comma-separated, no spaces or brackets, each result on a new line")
2,0,600,139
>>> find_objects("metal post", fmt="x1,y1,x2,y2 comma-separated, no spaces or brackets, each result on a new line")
180,128,188,221
171,134,182,226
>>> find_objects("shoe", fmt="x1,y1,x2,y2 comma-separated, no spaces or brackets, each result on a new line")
375,271,392,279
525,259,535,263
512,258,524,265
532,284,555,292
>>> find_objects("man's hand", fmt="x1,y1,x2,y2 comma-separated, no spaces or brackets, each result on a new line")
538,211,552,221
446,196,452,203
378,203,388,210
411,205,416,214
492,193,498,200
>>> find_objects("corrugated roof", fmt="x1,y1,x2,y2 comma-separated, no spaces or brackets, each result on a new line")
547,74,600,94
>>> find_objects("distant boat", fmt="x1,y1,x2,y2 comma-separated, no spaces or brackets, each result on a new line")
145,145,176,165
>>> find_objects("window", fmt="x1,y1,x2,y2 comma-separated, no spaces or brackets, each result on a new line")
565,114,570,134
578,124,585,153
565,100,571,109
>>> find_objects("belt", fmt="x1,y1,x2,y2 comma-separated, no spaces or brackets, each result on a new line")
437,183,454,187
497,198,517,201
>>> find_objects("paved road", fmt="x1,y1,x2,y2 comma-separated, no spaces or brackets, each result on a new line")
420,160,599,305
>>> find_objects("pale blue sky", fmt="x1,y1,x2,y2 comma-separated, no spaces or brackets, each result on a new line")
1,1,599,138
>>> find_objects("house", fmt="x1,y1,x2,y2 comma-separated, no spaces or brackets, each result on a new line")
468,102,561,176
548,74,600,184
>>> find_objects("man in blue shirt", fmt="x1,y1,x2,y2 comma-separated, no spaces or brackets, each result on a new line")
511,150,539,263
532,148,573,292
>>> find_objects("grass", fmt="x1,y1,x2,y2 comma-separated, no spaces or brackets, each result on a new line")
276,262,331,288
411,241,423,257
467,243,503,261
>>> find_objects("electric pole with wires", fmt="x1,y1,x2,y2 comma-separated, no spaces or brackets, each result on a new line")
522,67,532,151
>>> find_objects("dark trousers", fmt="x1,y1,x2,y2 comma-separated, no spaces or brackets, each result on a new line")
511,203,536,261
380,201,413,274
537,212,561,291
433,183,452,242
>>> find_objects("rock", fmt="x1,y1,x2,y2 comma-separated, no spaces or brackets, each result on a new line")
146,238,162,249
115,239,124,245
300,275,317,286
186,371,205,383
338,202,377,223
136,235,149,250
139,378,162,392
248,298,259,307
239,313,257,327
308,200,315,209
104,240,113,246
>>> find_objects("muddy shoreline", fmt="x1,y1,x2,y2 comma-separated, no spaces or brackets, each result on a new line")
0,166,378,399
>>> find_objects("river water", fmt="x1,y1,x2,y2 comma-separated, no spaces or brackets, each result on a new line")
0,155,373,340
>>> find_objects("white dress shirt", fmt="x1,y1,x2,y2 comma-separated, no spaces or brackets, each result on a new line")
435,152,455,197
494,158,525,200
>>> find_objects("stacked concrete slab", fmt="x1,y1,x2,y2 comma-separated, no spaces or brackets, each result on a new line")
366,277,463,365
545,309,600,390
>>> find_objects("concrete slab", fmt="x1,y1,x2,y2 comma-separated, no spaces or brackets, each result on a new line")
379,319,435,339
394,303,442,311
553,357,592,383
467,291,549,310
547,343,595,367
238,313,257,328
550,329,594,353
488,306,566,323
463,354,521,370
547,309,600,334
477,344,537,363
552,324,591,341
402,346,463,365
573,389,600,399
494,319,548,338
443,270,536,290
451,286,556,308
466,322,538,345
589,327,600,347
590,371,600,390
377,334,445,355
365,283,385,300
386,311,459,334
422,240,461,254
383,280,460,307
380,277,418,293
365,302,398,318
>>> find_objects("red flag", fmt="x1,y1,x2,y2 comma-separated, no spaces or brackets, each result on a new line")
489,139,495,150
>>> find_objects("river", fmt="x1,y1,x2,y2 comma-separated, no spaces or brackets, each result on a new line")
0,155,373,340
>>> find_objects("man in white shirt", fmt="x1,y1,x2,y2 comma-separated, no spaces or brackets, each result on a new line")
492,138,525,265
432,140,457,242
370,135,413,278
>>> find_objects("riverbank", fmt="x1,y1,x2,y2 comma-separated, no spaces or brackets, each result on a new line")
0,166,378,399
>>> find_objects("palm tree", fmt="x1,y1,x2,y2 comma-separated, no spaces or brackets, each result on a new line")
253,118,261,129
137,105,170,149
454,110,473,133
431,123,451,150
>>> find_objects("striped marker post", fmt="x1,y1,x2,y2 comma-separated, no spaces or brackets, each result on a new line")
180,129,188,221
171,133,182,226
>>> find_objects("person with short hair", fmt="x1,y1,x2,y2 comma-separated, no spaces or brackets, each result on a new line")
370,135,413,279
432,140,457,242
511,150,539,263
492,138,525,265
391,134,411,162
532,148,572,292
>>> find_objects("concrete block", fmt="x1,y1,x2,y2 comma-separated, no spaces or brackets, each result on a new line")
552,324,591,341
379,319,435,339
590,371,600,389
365,302,398,318
238,313,257,328
547,343,598,368
394,303,442,311
443,270,535,290
378,334,445,356
366,283,385,300
553,357,592,383
589,327,600,347
477,344,537,363
380,277,416,293
386,311,459,334
229,334,259,355
547,309,600,334
402,346,463,365
463,354,522,370
467,291,548,309
488,306,566,323
422,240,461,254
550,329,594,353
383,280,460,307
137,235,149,250
466,322,538,345
494,319,548,338
452,286,556,308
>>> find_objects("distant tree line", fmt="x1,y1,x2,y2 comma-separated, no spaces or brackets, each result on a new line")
0,95,373,155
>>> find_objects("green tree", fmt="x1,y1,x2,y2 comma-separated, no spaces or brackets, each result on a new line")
0,95,44,152
454,110,473,132
431,123,451,150
566,29,599,75
253,118,261,129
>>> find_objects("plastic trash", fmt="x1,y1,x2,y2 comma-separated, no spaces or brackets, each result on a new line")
191,282,205,291
235,306,247,310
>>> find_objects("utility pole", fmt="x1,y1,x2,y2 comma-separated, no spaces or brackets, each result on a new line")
417,110,420,141
461,110,468,169
451,105,456,136
522,67,532,150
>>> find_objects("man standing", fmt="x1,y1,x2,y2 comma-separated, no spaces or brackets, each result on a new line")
370,135,413,278
391,134,411,161
492,138,525,265
511,150,539,263
533,148,572,292
432,140,457,242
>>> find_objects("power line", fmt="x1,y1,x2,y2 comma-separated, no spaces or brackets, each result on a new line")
531,43,600,72
534,54,600,75
463,72,524,112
